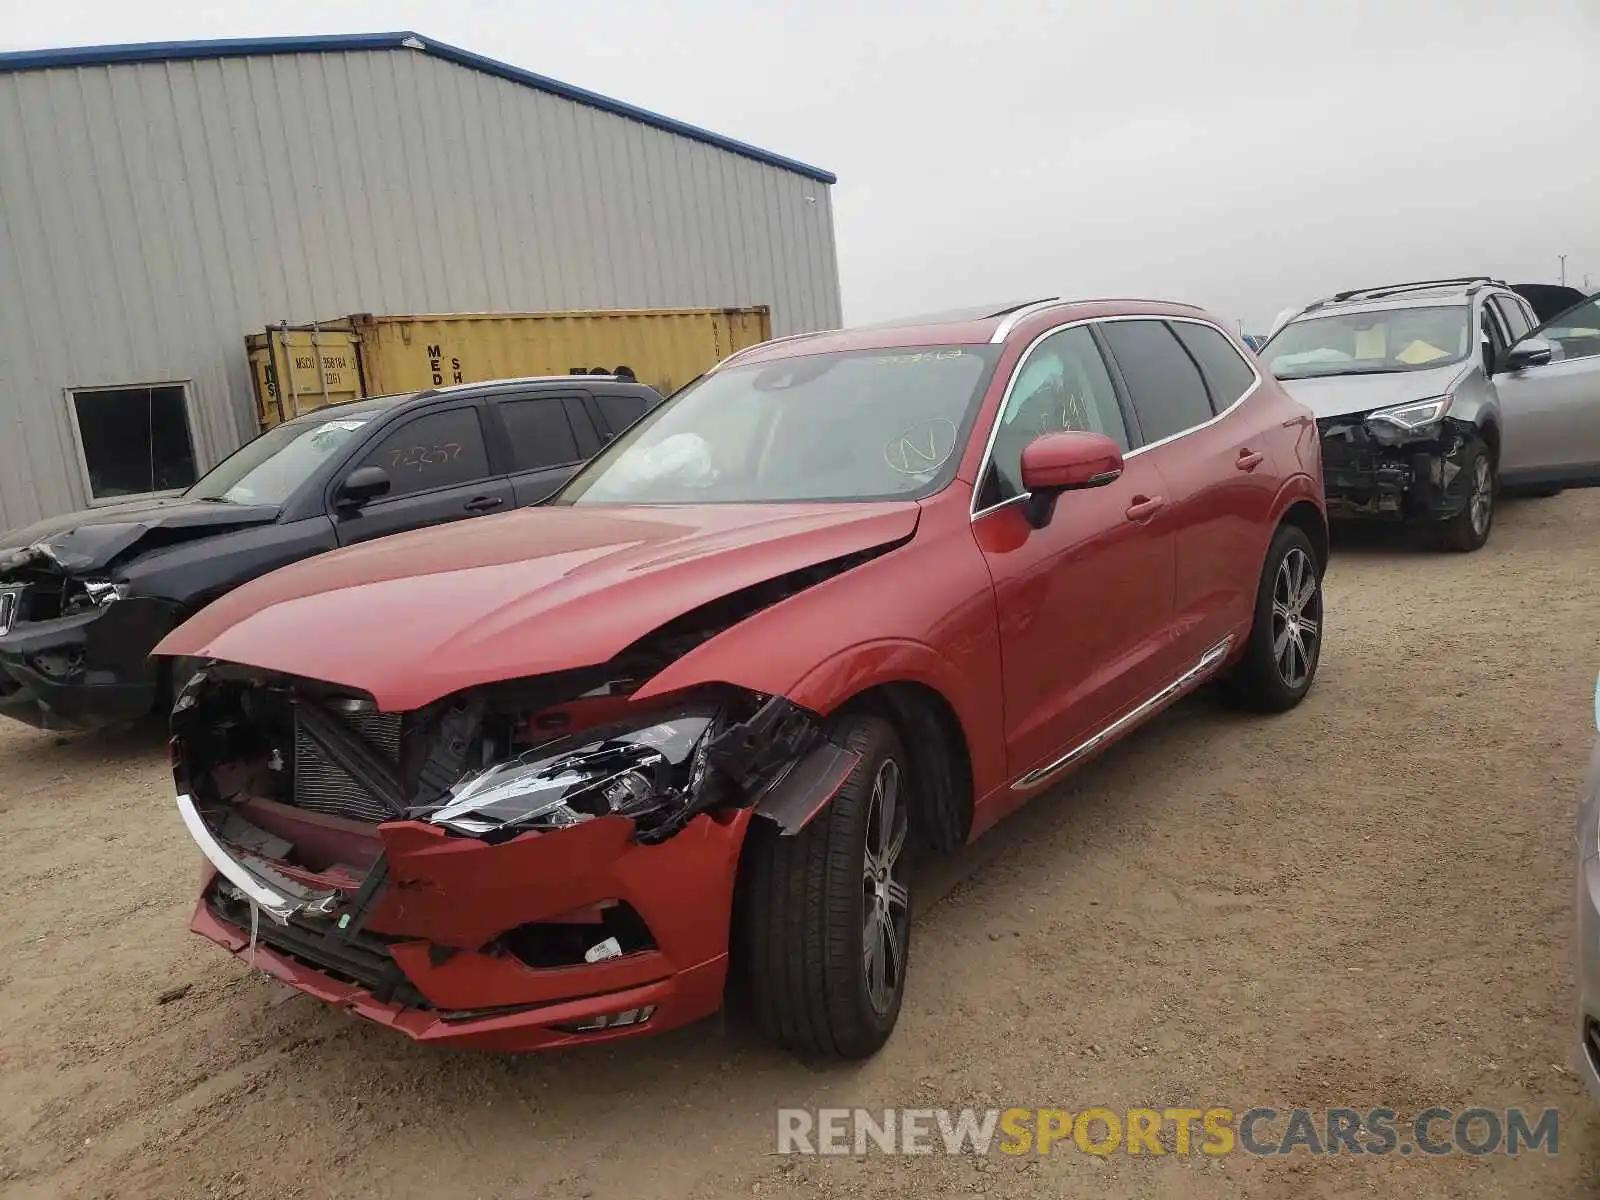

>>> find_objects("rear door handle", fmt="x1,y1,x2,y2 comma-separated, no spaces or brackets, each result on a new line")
1236,449,1265,471
463,495,505,513
1125,495,1166,522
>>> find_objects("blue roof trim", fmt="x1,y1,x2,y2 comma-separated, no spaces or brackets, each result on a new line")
0,31,838,185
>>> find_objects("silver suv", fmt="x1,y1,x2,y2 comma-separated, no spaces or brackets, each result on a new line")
1260,277,1600,552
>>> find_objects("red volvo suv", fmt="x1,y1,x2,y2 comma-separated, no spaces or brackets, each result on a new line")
159,297,1326,1059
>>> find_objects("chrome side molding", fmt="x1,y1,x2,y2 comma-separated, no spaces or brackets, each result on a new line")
1011,634,1235,792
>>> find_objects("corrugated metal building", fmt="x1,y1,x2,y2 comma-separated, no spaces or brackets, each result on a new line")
0,31,841,530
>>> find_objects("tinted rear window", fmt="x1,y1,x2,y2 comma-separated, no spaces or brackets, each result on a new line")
1171,322,1258,412
597,391,654,434
1098,320,1214,443
497,397,581,471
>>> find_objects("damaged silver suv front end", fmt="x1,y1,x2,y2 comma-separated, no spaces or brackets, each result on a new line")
1316,395,1481,521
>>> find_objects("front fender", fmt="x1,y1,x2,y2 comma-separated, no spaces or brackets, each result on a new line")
784,637,967,716
629,503,1009,803
636,634,1006,809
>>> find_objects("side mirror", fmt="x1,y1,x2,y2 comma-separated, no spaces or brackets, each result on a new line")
335,465,391,509
1503,335,1554,372
1019,431,1124,529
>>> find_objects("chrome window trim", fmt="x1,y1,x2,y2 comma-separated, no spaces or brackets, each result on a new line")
989,300,1074,343
970,315,1261,521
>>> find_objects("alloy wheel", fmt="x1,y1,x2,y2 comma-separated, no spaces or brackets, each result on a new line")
1469,456,1493,537
861,758,909,1016
1270,547,1321,690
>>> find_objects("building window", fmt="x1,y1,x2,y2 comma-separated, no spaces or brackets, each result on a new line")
69,384,199,503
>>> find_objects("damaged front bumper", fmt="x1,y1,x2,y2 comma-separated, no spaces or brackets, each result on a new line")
172,667,861,1051
1316,414,1479,523
0,597,178,730
189,815,748,1051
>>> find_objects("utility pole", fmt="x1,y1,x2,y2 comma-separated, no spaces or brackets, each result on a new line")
1559,254,1567,286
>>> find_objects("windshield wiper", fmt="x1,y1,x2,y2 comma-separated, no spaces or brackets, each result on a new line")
1278,365,1410,380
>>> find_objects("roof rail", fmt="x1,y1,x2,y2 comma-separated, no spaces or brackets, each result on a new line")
709,329,828,372
989,296,1207,343
986,297,1061,319
433,373,632,392
1318,277,1507,308
1076,296,1207,312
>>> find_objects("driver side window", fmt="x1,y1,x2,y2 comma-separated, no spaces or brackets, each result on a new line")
979,325,1129,510
354,407,491,499
1542,297,1600,363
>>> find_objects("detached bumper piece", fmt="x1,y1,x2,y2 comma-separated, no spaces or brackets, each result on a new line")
1317,415,1477,523
0,598,174,729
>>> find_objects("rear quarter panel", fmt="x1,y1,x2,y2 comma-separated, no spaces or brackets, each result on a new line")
1263,378,1327,550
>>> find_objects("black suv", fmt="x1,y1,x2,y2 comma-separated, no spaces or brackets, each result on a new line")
0,376,661,730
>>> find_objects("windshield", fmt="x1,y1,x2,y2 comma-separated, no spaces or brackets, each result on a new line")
1263,305,1471,379
186,413,381,505
553,346,1001,505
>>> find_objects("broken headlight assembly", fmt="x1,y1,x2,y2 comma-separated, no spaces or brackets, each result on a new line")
427,705,724,840
65,579,131,615
1365,396,1451,443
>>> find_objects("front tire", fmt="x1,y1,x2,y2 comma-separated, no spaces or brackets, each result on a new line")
1434,440,1494,552
741,715,912,1060
1227,524,1323,712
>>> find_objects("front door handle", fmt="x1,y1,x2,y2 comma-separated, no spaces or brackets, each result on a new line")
1236,448,1265,471
1125,495,1166,522
463,495,505,513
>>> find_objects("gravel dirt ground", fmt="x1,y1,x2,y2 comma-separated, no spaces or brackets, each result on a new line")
4,492,1600,1200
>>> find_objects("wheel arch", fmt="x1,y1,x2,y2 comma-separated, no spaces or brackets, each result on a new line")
834,680,975,853
1477,416,1501,466
1276,497,1329,575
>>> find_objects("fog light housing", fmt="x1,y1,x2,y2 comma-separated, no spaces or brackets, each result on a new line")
554,1004,658,1034
31,648,84,679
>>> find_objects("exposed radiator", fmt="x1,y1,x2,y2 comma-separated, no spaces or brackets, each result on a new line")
293,709,403,823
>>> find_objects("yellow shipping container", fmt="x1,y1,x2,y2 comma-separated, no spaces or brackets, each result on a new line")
245,306,772,430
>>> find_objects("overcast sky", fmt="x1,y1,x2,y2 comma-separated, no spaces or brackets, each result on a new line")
6,0,1597,330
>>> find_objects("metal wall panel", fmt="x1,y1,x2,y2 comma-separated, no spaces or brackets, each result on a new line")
0,47,841,530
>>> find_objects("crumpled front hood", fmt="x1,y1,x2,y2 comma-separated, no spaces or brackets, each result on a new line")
1277,364,1464,420
0,497,280,575
157,501,921,709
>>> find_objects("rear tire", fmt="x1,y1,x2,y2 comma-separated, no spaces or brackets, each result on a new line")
1227,524,1323,712
1434,440,1494,552
740,715,912,1060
